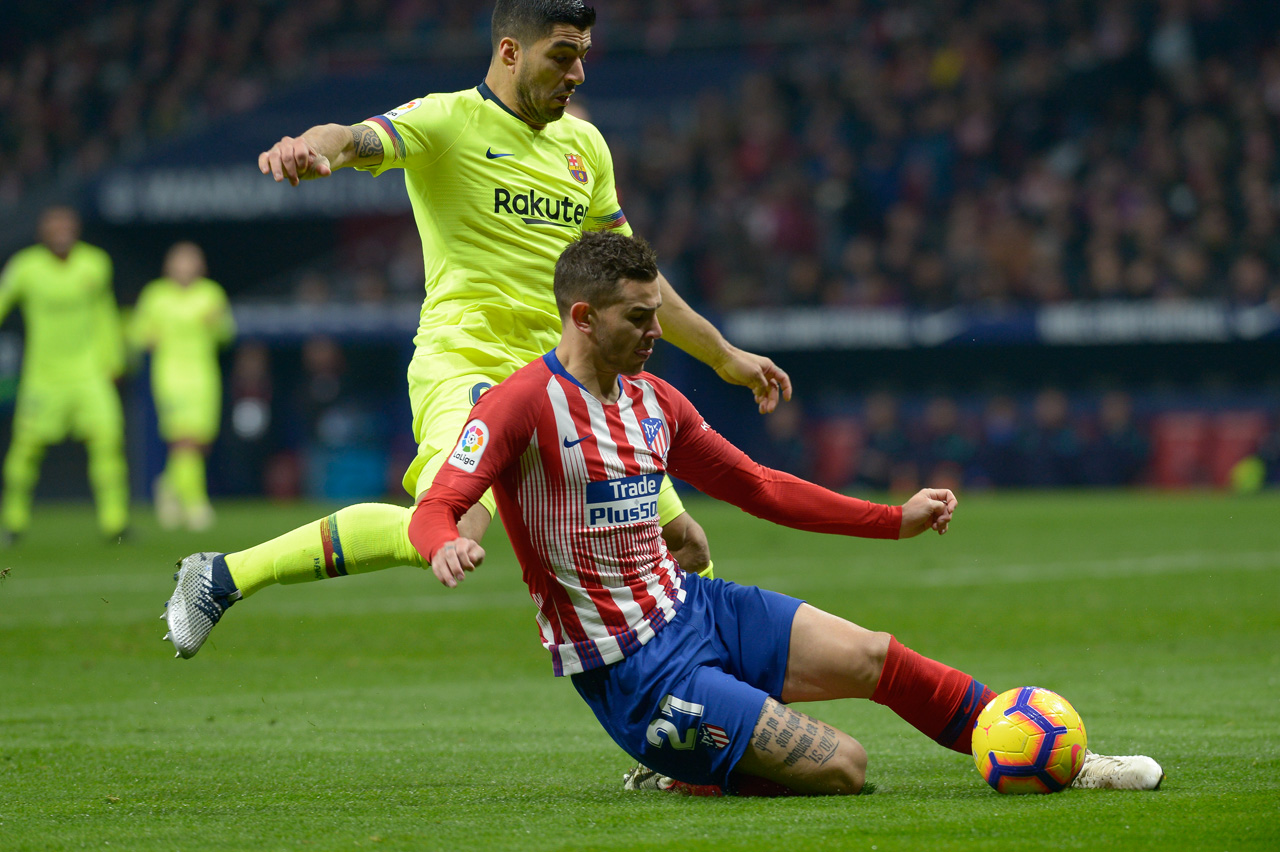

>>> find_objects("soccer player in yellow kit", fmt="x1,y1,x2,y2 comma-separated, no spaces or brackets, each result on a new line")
0,206,129,542
164,0,790,659
130,242,235,531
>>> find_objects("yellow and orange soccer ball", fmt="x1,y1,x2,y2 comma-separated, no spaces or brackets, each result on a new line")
972,686,1087,794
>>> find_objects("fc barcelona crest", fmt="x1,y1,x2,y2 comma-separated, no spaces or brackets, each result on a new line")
566,153,589,184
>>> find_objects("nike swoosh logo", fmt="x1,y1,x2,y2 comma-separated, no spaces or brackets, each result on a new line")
563,435,589,449
486,148,513,159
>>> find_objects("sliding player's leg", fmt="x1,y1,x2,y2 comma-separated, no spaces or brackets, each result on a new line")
656,477,712,578
630,596,1162,794
617,599,871,796
608,573,817,795
782,604,993,755
641,600,871,796
781,604,1164,790
733,698,867,795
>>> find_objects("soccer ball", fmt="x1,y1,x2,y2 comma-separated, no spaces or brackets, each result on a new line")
971,686,1087,794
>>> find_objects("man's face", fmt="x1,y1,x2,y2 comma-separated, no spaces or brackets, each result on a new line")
38,209,80,257
165,244,206,285
513,24,590,126
589,277,662,376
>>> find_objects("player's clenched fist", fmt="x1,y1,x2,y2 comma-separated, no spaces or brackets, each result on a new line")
430,537,486,588
898,488,958,538
258,135,332,186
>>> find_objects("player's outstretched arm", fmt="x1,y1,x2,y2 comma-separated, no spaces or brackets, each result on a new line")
899,488,957,538
655,273,792,414
257,123,384,186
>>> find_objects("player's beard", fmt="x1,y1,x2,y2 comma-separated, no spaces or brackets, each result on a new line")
515,74,566,125
600,333,655,376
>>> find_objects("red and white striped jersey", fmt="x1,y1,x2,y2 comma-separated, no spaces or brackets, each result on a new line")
411,351,902,676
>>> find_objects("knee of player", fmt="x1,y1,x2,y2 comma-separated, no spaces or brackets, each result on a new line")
849,629,892,687
827,739,868,795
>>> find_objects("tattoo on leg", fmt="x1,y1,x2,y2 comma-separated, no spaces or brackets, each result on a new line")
350,125,383,159
784,718,840,769
751,702,839,769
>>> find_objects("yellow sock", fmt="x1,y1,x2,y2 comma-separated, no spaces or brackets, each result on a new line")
225,502,425,598
2,438,43,533
87,437,129,536
166,446,208,511
698,560,715,580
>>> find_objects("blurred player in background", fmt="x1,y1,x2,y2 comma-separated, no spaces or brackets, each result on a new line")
0,206,129,543
129,242,235,531
413,231,1165,796
165,1,791,654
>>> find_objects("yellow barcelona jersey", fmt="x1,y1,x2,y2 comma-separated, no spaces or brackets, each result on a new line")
129,276,235,389
357,83,632,366
0,242,123,384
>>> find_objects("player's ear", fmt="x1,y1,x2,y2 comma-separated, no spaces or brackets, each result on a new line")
498,37,520,69
569,301,593,334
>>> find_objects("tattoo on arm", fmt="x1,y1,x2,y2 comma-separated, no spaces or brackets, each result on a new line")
350,125,384,160
750,701,840,769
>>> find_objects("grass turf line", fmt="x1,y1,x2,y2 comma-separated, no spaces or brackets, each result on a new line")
0,492,1277,851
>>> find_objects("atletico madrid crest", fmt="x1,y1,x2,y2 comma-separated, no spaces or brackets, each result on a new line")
700,723,730,750
566,153,589,184
640,417,669,461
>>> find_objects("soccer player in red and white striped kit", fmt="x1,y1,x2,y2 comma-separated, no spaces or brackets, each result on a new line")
410,231,1163,795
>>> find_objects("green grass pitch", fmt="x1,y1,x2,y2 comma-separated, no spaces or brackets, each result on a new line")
1,491,1277,851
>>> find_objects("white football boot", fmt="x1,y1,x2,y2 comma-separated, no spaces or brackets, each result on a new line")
622,764,677,792
162,552,239,659
1071,750,1165,790
621,763,723,796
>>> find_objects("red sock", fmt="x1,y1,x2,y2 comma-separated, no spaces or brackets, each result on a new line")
871,636,996,755
665,780,724,797
655,776,796,798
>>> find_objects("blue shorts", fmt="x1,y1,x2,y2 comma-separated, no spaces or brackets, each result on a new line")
571,572,804,788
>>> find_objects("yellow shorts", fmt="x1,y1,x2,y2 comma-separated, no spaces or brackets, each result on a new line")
12,375,124,446
402,351,688,525
153,373,221,444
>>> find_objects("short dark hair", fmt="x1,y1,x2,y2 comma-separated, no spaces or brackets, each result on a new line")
554,231,658,316
491,0,596,48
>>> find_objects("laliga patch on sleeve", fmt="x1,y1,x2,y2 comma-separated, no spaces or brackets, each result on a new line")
384,99,422,118
448,420,489,472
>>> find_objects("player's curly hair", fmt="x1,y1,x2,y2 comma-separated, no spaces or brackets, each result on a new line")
491,0,596,48
554,231,658,316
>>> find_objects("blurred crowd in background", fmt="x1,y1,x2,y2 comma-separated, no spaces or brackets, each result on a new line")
745,388,1280,492
6,1,1280,311
2,0,1279,501
626,5,1280,311
214,340,1278,498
